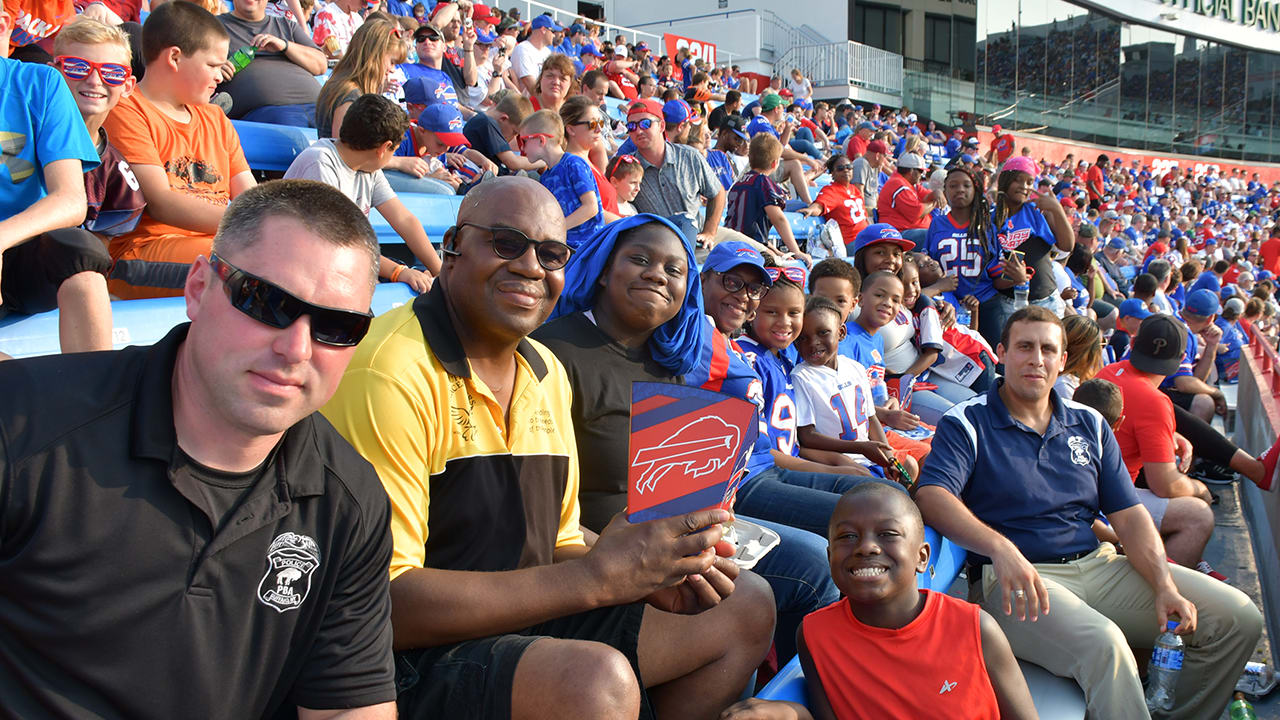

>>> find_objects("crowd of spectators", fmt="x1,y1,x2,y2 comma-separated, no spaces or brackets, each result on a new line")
4,0,1280,718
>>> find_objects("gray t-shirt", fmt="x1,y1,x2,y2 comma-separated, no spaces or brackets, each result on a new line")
284,138,395,214
852,156,881,209
217,13,320,117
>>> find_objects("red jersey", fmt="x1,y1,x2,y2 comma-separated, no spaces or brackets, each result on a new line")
1259,237,1280,275
803,591,1000,720
606,66,638,100
812,182,868,247
1096,360,1175,482
1086,164,1105,202
877,173,929,231
992,134,1015,164
1223,263,1243,285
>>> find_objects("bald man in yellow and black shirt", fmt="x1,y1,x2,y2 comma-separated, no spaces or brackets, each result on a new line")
324,177,774,720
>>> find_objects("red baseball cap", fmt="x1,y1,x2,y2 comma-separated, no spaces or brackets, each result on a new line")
627,98,664,121
992,123,1003,134
472,3,498,23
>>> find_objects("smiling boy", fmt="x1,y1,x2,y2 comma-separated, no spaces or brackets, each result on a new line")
103,0,255,299
721,483,1036,720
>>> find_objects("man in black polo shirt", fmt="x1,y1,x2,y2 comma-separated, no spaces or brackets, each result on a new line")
915,306,1262,720
0,180,396,719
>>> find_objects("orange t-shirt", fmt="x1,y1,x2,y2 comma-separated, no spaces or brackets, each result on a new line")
102,91,250,257
802,591,999,720
1096,359,1175,482
6,0,73,48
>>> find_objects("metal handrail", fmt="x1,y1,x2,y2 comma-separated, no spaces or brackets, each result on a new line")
509,0,662,44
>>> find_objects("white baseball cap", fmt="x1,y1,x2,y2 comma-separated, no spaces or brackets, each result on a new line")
897,153,926,169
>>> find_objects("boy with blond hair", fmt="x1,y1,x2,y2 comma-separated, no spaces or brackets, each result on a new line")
726,133,810,264
103,0,255,299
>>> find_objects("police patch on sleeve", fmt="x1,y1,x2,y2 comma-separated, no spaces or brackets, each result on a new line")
257,532,321,613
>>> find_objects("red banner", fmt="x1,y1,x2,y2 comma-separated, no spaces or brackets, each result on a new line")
663,33,717,66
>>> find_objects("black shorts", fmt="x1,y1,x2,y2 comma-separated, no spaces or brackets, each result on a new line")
1,228,111,315
395,602,651,720
1163,388,1198,412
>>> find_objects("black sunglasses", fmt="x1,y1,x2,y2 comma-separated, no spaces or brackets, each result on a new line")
209,253,373,347
713,270,770,300
445,223,574,271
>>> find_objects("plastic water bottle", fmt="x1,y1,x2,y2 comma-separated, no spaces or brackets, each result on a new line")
1230,692,1258,719
1012,282,1029,310
1236,661,1277,696
230,45,256,74
1145,621,1184,712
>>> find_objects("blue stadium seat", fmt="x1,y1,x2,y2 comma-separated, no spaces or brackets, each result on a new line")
755,530,1086,719
0,283,417,360
768,212,823,244
232,119,318,172
370,192,462,247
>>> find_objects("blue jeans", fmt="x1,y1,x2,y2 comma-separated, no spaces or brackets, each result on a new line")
740,515,839,661
239,102,316,128
789,137,822,160
735,465,901,537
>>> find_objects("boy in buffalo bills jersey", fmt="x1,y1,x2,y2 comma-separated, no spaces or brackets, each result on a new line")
791,295,916,482
726,133,810,263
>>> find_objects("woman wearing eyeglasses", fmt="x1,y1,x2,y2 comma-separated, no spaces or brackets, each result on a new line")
560,96,620,222
518,110,603,250
534,215,841,665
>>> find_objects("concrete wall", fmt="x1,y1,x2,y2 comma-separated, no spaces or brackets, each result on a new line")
1234,342,1280,668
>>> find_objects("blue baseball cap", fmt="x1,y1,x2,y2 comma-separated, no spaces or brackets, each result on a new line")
856,121,875,131
417,103,470,147
959,153,976,164
475,28,497,44
531,14,563,31
1118,298,1152,320
569,22,585,35
1260,270,1274,281
703,241,771,284
579,44,602,58
1107,237,1127,251
1186,288,1221,317
853,223,914,255
663,99,691,124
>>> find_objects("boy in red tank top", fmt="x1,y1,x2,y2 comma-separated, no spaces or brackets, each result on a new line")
722,483,1038,720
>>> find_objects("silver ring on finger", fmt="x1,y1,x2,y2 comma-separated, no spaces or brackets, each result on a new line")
1013,589,1026,599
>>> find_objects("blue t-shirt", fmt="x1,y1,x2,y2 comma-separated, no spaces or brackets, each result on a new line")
399,64,458,106
944,137,961,157
706,149,735,192
1216,317,1245,362
925,210,1001,302
725,170,786,246
746,115,778,138
385,0,412,15
916,383,1140,563
840,321,888,405
0,58,100,220
614,136,637,158
737,337,800,457
539,153,603,249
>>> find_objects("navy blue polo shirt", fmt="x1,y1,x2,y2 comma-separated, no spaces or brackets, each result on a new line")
916,381,1140,564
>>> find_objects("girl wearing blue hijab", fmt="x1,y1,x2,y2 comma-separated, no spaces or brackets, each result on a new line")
534,215,840,664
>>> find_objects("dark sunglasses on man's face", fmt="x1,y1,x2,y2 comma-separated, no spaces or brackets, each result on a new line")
444,223,574,271
626,118,656,133
209,253,373,347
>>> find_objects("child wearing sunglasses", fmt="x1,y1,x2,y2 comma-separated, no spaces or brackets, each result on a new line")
519,109,602,250
0,16,110,353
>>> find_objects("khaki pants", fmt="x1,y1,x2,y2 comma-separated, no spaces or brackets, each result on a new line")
977,543,1261,720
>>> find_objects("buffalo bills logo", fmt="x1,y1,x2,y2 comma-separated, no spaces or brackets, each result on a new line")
449,116,463,131
632,416,741,495
999,228,1031,251
735,247,760,259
